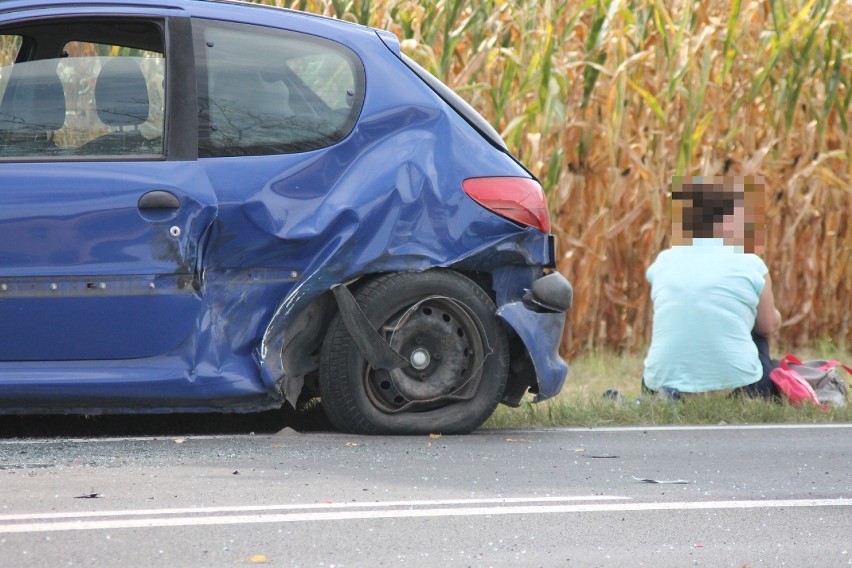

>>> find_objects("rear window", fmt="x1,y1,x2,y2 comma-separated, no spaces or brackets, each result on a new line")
195,20,365,157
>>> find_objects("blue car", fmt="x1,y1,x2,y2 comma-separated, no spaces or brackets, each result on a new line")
0,0,572,434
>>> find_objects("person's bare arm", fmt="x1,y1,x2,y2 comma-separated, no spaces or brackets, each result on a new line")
754,273,782,336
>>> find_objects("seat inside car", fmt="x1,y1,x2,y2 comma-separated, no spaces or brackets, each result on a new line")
81,57,156,155
0,59,67,157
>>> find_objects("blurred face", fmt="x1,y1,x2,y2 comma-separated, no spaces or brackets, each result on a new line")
720,199,745,246
669,176,764,252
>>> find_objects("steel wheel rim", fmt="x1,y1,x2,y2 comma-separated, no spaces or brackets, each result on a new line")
363,296,488,414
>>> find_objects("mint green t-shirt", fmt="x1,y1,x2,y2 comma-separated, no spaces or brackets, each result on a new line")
643,239,768,392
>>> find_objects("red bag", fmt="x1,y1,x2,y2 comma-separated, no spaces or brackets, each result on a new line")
769,354,852,408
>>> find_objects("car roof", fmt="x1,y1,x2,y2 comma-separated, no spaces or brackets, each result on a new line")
0,0,368,32
0,0,387,54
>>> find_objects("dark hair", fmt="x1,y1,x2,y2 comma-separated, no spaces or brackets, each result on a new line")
672,182,740,239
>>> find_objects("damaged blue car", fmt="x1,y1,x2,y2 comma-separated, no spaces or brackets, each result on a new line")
0,0,572,434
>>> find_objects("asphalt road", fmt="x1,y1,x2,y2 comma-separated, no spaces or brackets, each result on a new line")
1,424,851,567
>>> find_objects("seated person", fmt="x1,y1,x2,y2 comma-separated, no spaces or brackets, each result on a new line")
643,176,782,398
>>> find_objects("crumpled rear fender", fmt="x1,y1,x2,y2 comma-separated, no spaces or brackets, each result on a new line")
238,66,565,406
259,260,569,408
256,228,553,406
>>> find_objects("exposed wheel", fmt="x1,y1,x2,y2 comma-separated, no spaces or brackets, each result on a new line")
319,270,509,434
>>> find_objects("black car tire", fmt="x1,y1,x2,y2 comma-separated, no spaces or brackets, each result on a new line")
319,270,509,435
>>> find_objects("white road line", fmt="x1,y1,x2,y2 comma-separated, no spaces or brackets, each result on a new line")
502,424,852,433
0,496,629,522
0,434,237,445
1,499,850,534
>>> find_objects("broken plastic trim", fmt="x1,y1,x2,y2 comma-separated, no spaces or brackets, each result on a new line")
331,283,409,371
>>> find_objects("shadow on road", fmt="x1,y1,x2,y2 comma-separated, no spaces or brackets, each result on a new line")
0,401,334,438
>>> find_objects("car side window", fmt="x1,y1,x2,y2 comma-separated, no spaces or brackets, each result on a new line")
0,22,165,159
195,20,365,157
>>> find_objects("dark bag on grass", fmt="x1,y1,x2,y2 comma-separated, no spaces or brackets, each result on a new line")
769,354,851,408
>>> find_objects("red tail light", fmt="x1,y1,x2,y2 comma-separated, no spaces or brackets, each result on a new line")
462,177,551,233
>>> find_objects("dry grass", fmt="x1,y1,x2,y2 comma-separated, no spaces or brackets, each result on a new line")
484,343,852,427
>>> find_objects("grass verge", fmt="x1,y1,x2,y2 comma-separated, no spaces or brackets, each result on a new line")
484,345,852,428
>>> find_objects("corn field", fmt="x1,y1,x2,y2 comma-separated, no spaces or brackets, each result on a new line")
257,0,851,355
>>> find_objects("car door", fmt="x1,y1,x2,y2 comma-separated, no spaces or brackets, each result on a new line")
0,12,216,361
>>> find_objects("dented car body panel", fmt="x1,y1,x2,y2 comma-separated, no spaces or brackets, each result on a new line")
0,0,570,419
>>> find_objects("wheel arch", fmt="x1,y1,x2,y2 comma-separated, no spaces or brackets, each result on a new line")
263,270,398,407
263,266,535,410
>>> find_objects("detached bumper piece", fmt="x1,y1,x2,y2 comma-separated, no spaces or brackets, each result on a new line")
498,272,573,402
